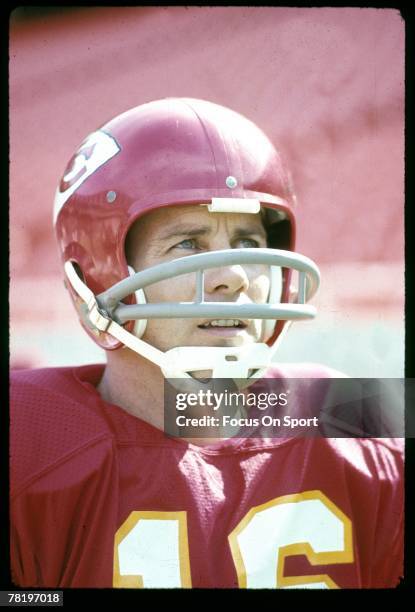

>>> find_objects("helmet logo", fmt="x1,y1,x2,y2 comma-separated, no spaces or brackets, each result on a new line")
60,143,96,191
226,176,238,189
53,130,120,224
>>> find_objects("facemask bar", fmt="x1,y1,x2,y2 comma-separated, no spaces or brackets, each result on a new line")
96,248,320,324
64,248,320,383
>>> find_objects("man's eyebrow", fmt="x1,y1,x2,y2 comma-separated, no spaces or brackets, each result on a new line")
157,226,211,240
157,224,267,241
237,225,267,237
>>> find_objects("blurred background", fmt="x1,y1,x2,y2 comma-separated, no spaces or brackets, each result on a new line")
9,6,404,377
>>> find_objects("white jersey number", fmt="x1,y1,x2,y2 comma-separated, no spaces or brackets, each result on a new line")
229,490,353,588
113,511,191,588
113,490,353,588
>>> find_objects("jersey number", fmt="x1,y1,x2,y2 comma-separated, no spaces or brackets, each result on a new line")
113,490,353,588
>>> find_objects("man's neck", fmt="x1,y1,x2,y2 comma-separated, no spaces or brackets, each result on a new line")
97,348,227,446
97,349,165,431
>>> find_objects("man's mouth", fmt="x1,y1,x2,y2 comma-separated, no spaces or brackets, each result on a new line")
198,319,247,329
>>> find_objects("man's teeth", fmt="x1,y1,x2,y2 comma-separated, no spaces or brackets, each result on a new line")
200,320,243,328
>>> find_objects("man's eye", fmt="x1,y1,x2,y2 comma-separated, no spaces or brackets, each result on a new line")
174,238,198,250
235,238,260,248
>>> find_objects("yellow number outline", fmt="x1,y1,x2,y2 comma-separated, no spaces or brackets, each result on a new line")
228,490,354,589
113,510,192,588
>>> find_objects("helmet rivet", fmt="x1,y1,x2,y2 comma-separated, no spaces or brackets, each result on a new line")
106,190,117,203
226,176,238,189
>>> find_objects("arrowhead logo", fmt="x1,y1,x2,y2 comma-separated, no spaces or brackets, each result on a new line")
53,130,120,224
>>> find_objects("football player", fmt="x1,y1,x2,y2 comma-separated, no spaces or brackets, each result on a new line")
10,98,403,588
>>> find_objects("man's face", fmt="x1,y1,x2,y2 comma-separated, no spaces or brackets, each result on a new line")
126,205,271,353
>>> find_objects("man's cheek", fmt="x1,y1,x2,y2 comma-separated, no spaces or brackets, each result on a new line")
249,268,270,297
250,279,270,303
146,278,179,303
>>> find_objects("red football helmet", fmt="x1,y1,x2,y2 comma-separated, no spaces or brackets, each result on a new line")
54,98,319,380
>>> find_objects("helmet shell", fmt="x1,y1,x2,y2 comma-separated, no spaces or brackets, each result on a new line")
55,98,296,349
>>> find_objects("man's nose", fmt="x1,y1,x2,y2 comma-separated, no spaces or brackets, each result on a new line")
203,264,250,297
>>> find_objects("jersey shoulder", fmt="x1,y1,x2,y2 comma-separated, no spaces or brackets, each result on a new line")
10,365,112,496
330,436,403,479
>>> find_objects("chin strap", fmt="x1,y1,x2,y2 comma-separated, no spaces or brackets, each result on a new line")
64,260,285,385
65,260,166,367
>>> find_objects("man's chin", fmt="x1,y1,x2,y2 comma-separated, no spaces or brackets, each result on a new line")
194,331,258,348
189,368,257,382
190,370,212,382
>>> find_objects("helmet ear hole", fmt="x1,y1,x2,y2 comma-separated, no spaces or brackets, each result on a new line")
266,219,291,250
127,265,147,339
72,261,84,281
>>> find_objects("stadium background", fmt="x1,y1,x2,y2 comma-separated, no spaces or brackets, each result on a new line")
9,7,404,377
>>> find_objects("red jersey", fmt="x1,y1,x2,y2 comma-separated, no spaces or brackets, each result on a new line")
10,364,404,589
